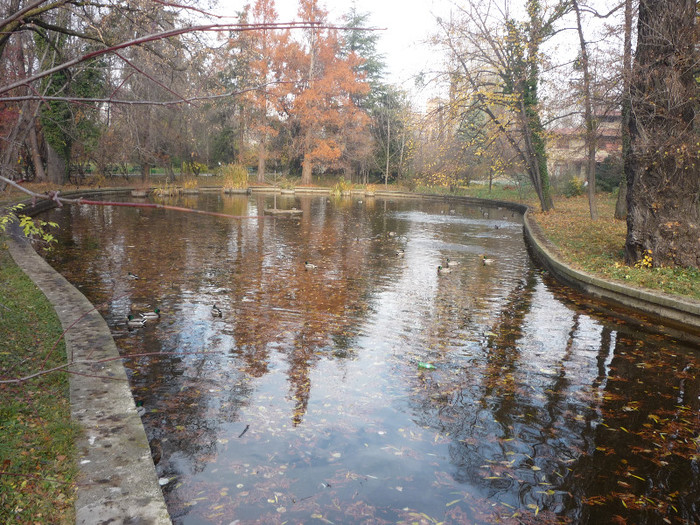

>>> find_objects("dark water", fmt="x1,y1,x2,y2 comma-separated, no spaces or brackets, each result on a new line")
41,193,698,524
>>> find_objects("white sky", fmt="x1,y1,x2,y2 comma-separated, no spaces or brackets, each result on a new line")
215,0,451,98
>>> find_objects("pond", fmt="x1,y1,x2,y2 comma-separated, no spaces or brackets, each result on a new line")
41,193,698,525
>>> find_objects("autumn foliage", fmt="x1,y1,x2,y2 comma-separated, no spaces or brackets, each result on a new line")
219,0,370,185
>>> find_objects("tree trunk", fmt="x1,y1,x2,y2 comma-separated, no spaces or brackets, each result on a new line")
28,122,47,181
625,0,699,268
385,112,390,186
614,178,628,220
46,140,66,184
615,0,633,220
301,151,313,186
257,139,266,183
572,0,598,220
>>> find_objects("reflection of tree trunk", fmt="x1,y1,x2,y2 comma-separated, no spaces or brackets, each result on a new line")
46,140,66,184
28,122,46,181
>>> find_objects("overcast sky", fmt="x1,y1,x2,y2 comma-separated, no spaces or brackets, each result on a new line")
216,0,451,98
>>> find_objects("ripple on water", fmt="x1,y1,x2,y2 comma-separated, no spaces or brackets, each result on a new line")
40,194,700,525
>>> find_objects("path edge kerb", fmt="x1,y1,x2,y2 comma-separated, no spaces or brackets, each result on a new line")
521,207,700,341
5,188,171,525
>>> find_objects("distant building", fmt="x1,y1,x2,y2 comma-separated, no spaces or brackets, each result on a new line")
548,109,622,179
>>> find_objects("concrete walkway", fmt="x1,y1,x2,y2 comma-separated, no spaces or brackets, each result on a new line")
8,223,171,525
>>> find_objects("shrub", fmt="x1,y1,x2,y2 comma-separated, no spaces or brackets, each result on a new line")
563,176,585,197
219,163,248,189
596,155,623,193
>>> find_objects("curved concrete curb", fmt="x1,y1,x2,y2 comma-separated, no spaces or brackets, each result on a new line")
522,209,700,345
6,194,171,524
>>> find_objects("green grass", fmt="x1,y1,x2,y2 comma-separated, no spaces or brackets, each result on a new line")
0,247,79,525
413,180,539,204
532,194,700,301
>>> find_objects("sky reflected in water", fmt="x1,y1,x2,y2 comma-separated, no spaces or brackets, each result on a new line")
42,193,699,525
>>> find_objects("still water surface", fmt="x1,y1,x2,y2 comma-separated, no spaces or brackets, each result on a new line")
42,193,698,524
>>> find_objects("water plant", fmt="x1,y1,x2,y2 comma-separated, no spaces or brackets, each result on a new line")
153,181,180,197
330,177,352,197
181,176,198,190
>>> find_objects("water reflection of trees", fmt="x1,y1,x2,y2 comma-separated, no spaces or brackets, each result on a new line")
41,195,699,523
408,263,700,523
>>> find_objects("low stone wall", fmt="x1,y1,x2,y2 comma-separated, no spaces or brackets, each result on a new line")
5,189,171,524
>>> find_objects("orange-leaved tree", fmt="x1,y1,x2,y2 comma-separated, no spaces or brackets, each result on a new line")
247,0,288,182
283,0,369,185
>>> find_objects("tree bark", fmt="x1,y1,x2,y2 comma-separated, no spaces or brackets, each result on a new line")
614,178,628,220
615,0,633,220
300,150,313,185
625,0,699,268
46,140,66,184
572,0,598,220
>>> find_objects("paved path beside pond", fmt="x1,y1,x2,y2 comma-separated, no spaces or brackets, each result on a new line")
8,225,171,525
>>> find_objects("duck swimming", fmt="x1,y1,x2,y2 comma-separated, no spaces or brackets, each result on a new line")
304,261,317,270
140,308,160,320
127,314,146,327
446,258,459,267
482,255,494,265
437,265,451,274
211,304,222,317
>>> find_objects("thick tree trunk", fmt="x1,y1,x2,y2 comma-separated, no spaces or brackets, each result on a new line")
301,151,313,186
46,140,66,184
625,0,699,268
614,178,628,220
28,123,46,181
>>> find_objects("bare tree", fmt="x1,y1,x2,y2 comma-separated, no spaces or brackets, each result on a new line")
434,0,570,211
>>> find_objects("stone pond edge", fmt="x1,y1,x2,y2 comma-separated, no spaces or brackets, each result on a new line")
6,188,171,525
4,187,700,522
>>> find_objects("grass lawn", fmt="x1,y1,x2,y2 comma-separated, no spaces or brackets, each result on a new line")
0,247,79,525
530,193,700,301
